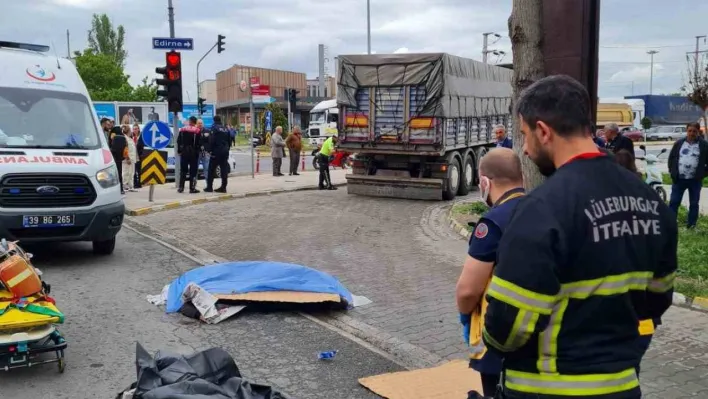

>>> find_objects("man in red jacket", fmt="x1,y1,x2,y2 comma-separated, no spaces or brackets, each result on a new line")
177,116,201,193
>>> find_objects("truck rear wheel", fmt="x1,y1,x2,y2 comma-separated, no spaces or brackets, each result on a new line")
443,158,461,201
458,153,475,196
92,237,116,255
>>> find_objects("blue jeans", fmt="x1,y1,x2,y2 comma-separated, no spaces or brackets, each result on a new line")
199,153,210,181
669,178,702,227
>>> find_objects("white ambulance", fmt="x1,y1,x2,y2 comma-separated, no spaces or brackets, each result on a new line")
0,41,124,255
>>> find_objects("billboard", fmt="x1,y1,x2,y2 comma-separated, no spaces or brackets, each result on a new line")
168,103,215,128
626,95,704,125
116,103,168,125
93,102,117,121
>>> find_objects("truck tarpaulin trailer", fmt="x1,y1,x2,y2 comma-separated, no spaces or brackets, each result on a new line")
336,53,512,200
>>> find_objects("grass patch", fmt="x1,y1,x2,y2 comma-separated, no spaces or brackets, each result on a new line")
641,173,708,187
452,201,708,299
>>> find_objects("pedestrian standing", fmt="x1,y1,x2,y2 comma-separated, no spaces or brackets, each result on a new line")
317,135,337,190
228,124,237,147
285,126,303,176
197,118,211,185
109,124,127,195
482,75,677,399
122,125,138,192
205,116,231,193
668,122,708,228
604,122,634,156
456,148,525,398
133,123,145,189
494,124,512,148
271,126,285,176
177,116,201,194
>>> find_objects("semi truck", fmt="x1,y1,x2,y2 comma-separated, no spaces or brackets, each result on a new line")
306,98,338,146
336,53,513,200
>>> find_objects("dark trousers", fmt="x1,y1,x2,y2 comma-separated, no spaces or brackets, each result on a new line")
669,178,702,227
481,373,500,397
134,160,142,188
179,154,199,190
114,158,124,191
273,157,282,176
318,154,332,188
289,148,301,174
207,155,229,190
231,136,236,147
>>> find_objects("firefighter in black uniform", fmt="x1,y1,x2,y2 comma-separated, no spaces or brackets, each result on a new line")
205,115,231,193
482,75,678,399
456,148,525,398
177,116,202,194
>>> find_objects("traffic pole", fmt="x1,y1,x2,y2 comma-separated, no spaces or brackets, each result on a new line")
168,0,180,190
256,150,260,174
301,151,306,171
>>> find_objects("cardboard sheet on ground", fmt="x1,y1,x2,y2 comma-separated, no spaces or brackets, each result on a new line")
359,360,482,399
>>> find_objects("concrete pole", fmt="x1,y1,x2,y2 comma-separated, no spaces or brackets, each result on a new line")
366,0,371,54
482,33,489,64
647,50,658,95
168,0,180,189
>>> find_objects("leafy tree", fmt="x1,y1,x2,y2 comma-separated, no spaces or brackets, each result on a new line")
88,13,127,67
130,77,158,102
74,49,129,98
684,59,708,139
258,103,289,134
640,117,652,130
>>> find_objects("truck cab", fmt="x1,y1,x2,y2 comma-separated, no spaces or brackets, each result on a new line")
307,99,338,146
0,41,125,255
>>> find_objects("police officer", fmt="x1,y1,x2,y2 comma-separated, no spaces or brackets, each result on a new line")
456,148,525,398
177,116,201,194
205,116,231,193
482,75,678,399
318,135,337,190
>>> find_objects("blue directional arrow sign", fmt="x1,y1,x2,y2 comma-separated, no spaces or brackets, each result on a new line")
152,37,194,50
142,121,172,150
265,111,272,133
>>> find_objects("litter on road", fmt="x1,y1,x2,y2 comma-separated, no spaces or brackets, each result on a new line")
147,261,371,324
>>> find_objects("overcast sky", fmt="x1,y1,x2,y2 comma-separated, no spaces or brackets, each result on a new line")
5,0,708,101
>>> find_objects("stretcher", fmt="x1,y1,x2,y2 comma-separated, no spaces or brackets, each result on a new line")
0,239,66,373
0,290,67,372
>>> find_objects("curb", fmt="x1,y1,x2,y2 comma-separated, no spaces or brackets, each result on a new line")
123,216,444,370
125,182,347,216
444,202,703,312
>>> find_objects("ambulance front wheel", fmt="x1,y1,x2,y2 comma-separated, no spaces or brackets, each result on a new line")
93,237,116,255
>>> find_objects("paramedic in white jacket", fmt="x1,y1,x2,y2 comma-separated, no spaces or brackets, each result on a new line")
122,124,139,192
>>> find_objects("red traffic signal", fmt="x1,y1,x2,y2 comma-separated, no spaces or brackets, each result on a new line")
167,52,181,67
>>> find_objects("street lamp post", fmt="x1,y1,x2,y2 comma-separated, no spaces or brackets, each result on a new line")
366,0,371,54
647,50,659,95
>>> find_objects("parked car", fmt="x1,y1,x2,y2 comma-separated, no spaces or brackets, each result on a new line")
645,125,686,141
597,128,643,142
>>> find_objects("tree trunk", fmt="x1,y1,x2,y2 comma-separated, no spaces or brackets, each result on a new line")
509,0,547,191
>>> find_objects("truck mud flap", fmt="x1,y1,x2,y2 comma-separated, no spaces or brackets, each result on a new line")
346,175,443,200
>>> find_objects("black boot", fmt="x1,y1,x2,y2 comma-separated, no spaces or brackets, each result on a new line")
189,179,200,194
178,178,185,193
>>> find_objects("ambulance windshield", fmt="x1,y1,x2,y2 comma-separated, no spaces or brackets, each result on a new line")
0,87,101,149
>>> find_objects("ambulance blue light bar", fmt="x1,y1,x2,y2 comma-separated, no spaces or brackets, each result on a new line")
0,41,50,53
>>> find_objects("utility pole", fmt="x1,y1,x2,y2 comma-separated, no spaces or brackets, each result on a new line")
249,68,255,179
66,30,70,58
694,35,706,82
482,32,502,64
366,0,371,54
647,50,659,95
168,0,180,189
286,87,292,130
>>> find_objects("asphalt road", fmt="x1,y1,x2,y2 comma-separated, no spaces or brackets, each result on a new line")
0,229,403,399
140,189,708,397
229,151,317,175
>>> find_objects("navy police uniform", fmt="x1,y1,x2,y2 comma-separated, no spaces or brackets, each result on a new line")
466,187,525,397
482,152,678,399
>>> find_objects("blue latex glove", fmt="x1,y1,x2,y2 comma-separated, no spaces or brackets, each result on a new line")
460,313,471,345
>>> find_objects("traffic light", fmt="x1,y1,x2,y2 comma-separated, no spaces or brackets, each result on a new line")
288,89,299,110
217,34,226,54
156,51,183,113
197,97,207,115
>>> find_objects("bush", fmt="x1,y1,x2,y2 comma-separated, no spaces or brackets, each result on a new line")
452,201,488,217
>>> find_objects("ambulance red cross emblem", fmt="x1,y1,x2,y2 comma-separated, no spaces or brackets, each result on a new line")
474,222,488,239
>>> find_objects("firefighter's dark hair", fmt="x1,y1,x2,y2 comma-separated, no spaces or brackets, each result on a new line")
515,75,592,137
687,122,701,130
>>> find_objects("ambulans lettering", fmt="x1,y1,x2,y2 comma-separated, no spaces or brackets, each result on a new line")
0,156,88,165
584,197,662,242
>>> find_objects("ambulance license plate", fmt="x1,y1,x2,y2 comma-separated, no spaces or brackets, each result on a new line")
23,215,75,228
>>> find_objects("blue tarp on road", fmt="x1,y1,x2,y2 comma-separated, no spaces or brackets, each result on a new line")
166,261,354,313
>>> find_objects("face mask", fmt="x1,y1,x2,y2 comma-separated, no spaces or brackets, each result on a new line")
479,176,492,207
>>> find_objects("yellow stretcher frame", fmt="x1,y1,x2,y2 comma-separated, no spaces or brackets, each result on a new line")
0,290,61,331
